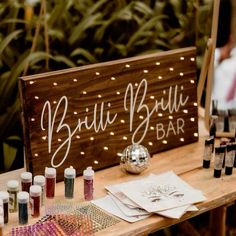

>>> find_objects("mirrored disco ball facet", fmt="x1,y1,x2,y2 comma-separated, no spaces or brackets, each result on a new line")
120,144,150,174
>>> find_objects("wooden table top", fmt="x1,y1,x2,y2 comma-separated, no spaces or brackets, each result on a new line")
2,120,236,235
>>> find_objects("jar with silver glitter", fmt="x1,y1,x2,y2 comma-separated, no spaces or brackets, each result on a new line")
120,144,150,174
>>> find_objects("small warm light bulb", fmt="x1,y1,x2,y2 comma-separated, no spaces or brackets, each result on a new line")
42,136,47,140
123,136,127,140
150,126,155,130
76,135,80,139
53,82,58,86
183,109,188,114
110,132,114,135
180,56,185,60
94,160,99,164
95,72,100,75
194,133,198,137
116,91,120,95
180,138,184,142
190,117,195,122
104,146,108,150
34,153,38,157
86,108,89,112
139,116,144,120
143,69,148,73
148,142,153,146
135,83,138,87
158,76,162,80
29,81,34,84
169,67,174,71
34,96,39,100
90,137,94,141
190,57,195,61
111,77,116,81
190,80,195,84
156,62,160,65
169,115,173,120
73,111,78,115
180,72,184,76
150,95,155,99
194,102,198,106
120,119,125,123
162,140,167,144
117,153,122,157
73,79,77,82
82,91,87,95
98,94,102,98
125,64,130,68
158,113,163,117
58,138,62,142
80,151,85,155
53,101,57,104
31,118,35,121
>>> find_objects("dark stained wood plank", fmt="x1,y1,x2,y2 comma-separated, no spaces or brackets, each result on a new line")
18,47,198,181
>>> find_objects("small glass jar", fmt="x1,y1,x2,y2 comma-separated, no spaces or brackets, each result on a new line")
17,191,29,225
34,175,45,206
20,172,32,193
0,192,8,224
64,166,76,199
45,167,56,198
30,185,41,217
7,180,19,213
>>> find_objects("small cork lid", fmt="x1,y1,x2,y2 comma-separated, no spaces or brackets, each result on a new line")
30,185,42,197
7,180,19,191
64,166,76,178
17,191,29,204
20,172,32,183
34,175,45,186
45,167,56,178
0,192,9,203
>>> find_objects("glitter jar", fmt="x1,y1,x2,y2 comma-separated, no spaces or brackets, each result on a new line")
20,172,32,193
30,185,41,217
0,216,4,236
0,192,9,224
34,175,45,206
83,167,94,201
17,191,29,225
45,167,56,198
7,180,19,213
64,166,76,199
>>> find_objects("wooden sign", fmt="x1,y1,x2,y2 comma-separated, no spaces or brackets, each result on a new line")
19,47,199,181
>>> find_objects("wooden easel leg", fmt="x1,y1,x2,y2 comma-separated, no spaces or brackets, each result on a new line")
209,206,226,236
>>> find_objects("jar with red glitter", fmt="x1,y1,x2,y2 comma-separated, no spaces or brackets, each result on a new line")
29,185,41,217
45,167,56,198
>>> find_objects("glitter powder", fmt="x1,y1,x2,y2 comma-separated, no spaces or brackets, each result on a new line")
29,185,41,217
83,167,94,201
33,175,45,206
45,167,56,198
17,191,29,225
7,180,19,213
20,172,32,193
0,191,9,224
64,166,76,199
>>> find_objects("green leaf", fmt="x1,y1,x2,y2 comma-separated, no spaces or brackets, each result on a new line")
69,13,102,44
71,48,97,63
0,29,22,55
3,142,17,171
52,55,76,67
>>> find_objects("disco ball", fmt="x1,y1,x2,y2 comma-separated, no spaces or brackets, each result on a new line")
120,144,150,174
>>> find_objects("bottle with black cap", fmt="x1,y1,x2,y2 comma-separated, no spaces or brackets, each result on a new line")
225,143,236,175
214,146,225,178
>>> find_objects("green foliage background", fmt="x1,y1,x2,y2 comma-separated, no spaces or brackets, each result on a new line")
0,0,212,172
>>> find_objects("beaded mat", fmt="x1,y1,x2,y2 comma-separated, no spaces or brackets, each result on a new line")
11,202,120,235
